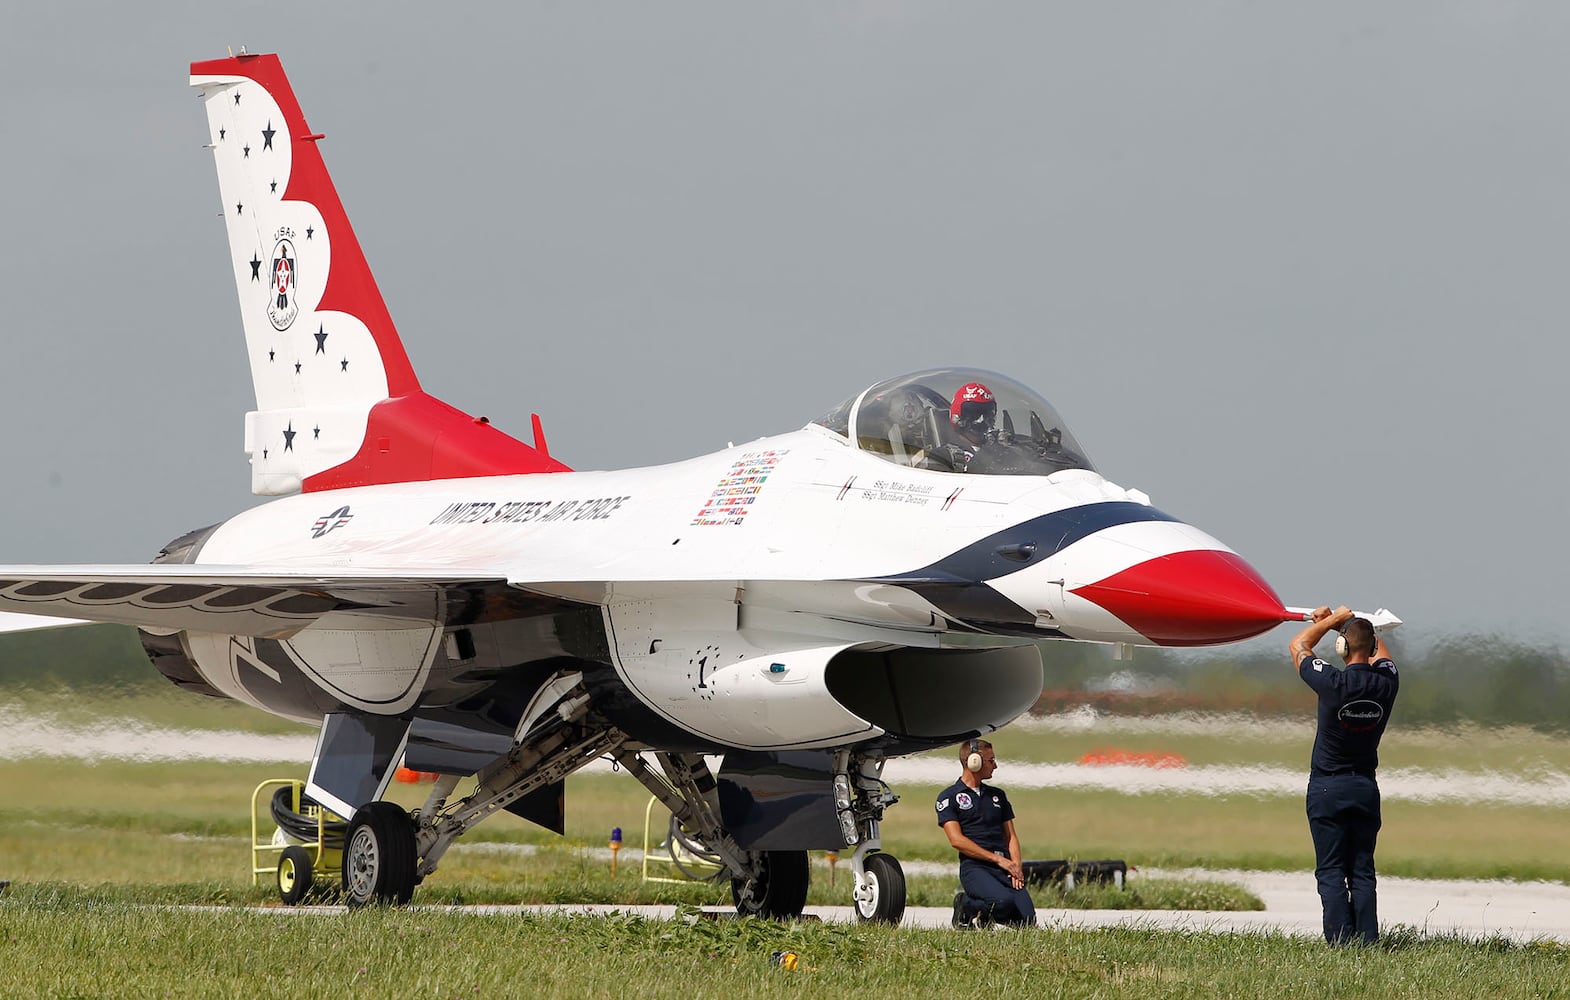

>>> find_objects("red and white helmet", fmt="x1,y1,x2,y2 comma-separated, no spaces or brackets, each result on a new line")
949,382,997,433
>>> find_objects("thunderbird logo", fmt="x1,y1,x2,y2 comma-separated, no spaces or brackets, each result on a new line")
267,237,299,330
311,505,353,538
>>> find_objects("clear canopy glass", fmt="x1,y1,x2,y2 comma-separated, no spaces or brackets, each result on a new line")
812,368,1095,476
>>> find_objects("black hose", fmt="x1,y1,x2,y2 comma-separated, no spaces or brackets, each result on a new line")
269,786,348,851
666,815,726,882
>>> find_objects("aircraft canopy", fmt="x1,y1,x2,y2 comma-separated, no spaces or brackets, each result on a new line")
813,368,1095,476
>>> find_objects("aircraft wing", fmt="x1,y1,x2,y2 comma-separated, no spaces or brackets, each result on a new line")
0,610,90,635
0,564,520,639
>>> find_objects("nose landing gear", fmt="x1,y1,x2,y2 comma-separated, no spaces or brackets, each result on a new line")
835,750,907,924
851,849,906,924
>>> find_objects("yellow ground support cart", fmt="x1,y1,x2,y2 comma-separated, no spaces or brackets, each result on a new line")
640,795,725,884
251,778,347,905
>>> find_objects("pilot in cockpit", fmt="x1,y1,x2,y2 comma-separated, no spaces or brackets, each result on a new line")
948,382,997,458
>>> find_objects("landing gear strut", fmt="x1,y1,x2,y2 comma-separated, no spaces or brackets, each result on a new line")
338,676,626,906
835,750,906,924
611,749,815,920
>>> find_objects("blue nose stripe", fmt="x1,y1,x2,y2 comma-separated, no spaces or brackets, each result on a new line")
858,501,1181,638
874,501,1180,585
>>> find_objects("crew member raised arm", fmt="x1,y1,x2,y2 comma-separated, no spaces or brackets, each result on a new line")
1289,605,1400,946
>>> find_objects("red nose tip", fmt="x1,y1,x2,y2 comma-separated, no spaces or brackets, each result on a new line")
1070,549,1292,646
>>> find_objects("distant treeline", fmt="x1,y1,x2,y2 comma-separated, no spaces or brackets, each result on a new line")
1033,633,1570,732
2,623,1566,731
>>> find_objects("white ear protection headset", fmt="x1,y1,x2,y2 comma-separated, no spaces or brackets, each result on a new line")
966,737,984,774
1336,619,1374,660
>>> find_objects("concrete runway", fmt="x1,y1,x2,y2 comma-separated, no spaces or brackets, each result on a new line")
1022,869,1570,942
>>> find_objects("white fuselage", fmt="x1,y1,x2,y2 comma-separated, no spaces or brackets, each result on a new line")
166,423,1243,751
193,423,1206,639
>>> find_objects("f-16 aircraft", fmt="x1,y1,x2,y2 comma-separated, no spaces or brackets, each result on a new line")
0,53,1300,920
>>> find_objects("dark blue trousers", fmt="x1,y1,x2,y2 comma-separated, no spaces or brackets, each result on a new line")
1306,773,1382,945
959,863,1036,928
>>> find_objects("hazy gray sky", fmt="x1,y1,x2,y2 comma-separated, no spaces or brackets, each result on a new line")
2,3,1566,650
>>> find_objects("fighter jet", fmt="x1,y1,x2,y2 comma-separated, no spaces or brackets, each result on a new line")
0,53,1295,920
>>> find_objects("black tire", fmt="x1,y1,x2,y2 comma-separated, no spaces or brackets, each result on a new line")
853,852,906,925
276,845,314,906
342,801,418,907
731,850,810,919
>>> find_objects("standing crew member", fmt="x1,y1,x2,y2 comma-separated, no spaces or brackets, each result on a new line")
1289,605,1399,945
935,738,1036,928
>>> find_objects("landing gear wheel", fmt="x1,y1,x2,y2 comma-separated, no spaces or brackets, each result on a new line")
731,850,809,919
276,845,314,906
342,801,418,907
853,852,906,925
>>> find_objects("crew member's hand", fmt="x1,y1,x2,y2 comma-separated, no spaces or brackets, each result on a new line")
998,853,1023,887
1309,606,1332,623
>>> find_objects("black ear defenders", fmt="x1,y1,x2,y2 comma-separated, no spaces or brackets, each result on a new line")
966,738,984,773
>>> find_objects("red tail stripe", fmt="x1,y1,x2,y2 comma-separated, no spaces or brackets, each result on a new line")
190,54,420,397
302,392,571,492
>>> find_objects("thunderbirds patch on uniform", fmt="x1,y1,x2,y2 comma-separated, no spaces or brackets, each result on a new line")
1338,700,1385,732
956,792,974,810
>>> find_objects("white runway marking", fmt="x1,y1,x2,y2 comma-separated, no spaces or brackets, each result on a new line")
1,711,1566,807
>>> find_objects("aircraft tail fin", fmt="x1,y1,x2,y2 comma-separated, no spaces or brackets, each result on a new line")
189,53,569,495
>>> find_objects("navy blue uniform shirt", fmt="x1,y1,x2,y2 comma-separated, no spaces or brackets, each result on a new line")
935,777,1015,870
1298,654,1399,775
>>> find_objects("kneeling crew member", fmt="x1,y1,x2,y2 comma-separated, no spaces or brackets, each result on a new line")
1289,605,1400,946
936,738,1036,928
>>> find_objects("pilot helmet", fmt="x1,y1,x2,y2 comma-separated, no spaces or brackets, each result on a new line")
950,382,997,434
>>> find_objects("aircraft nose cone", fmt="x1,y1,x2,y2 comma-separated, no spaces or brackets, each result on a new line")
1069,549,1292,646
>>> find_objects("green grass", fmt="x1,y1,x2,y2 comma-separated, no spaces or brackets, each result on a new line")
0,889,1564,1000
0,687,315,736
1,662,1568,994
1,747,1567,896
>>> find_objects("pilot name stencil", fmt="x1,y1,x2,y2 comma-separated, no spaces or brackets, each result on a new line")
859,479,935,506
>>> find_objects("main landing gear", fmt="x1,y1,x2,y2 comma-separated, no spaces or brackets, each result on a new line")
613,746,907,923
335,675,625,906
731,849,810,919
308,677,910,921
342,801,418,906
